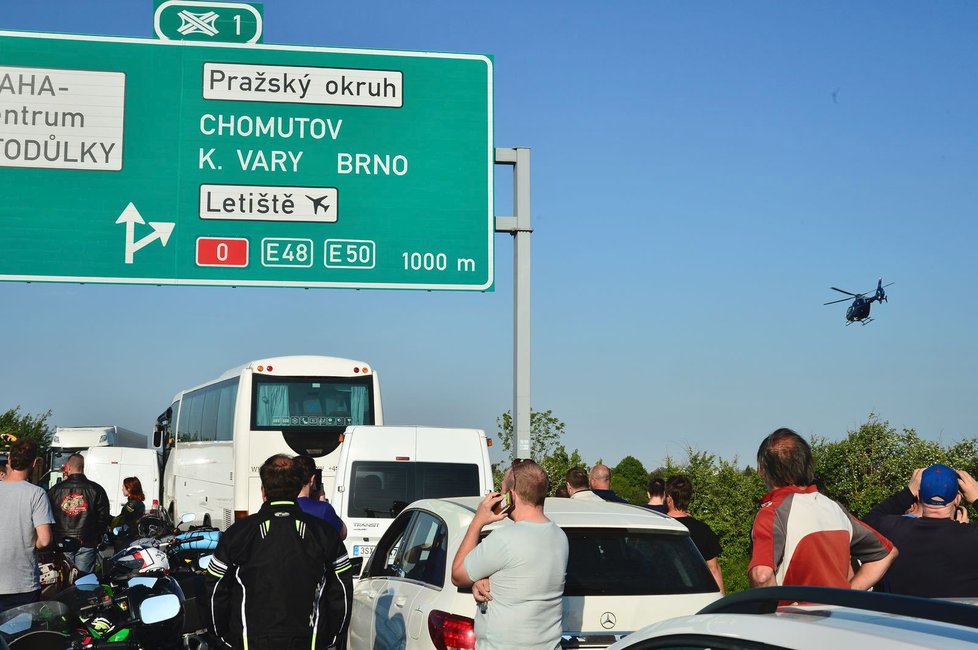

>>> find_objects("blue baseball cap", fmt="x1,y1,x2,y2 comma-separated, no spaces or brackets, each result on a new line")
919,464,959,506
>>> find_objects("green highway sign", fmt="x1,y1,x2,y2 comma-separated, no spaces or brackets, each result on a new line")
0,31,493,290
154,1,263,44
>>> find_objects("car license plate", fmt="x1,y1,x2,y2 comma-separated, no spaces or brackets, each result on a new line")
353,545,374,557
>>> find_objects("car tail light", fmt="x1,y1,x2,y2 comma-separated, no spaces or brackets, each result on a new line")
428,610,475,650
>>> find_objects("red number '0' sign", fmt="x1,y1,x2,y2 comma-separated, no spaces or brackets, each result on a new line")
196,237,249,267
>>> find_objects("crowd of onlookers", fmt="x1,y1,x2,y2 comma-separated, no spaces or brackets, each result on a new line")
0,439,152,612
2,427,978,649
552,428,978,601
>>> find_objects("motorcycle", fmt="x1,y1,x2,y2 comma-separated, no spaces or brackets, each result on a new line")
103,526,218,648
154,532,219,641
38,539,82,600
0,588,181,650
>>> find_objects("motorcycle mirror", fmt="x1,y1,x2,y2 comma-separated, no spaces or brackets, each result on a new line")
198,554,214,570
139,594,181,625
75,573,100,586
0,611,32,635
180,513,196,525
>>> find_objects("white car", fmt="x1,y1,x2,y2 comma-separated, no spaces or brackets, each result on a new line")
348,497,722,649
607,586,978,650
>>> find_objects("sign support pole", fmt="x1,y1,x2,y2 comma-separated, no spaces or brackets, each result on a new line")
495,147,532,460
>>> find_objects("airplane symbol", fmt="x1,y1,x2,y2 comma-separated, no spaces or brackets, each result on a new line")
115,202,175,264
306,195,331,215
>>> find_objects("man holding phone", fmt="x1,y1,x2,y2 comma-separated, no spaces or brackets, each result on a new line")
295,455,346,540
451,459,568,650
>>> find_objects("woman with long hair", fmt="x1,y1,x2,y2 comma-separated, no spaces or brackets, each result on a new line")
111,476,146,543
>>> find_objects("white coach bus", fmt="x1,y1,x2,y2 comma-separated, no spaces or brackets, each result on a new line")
153,355,382,529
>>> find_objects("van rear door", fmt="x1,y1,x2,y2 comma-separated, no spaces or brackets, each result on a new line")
338,426,491,566
83,447,161,515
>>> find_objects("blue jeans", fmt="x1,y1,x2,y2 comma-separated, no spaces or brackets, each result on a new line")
0,589,40,614
65,546,98,574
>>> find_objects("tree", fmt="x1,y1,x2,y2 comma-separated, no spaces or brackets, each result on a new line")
811,414,978,517
0,406,54,456
494,409,587,495
496,409,566,459
539,444,588,497
611,455,648,504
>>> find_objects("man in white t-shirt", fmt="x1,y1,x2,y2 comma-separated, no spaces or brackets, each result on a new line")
451,459,569,650
0,439,54,612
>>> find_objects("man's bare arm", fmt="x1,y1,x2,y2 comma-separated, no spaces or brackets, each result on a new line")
451,492,507,588
706,557,725,594
849,547,898,590
35,523,52,549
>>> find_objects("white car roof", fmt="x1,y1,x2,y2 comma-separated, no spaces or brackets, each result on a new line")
413,496,692,533
613,609,978,649
610,587,978,650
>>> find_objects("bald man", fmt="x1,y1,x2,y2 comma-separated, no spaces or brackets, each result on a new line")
589,464,628,503
48,454,110,574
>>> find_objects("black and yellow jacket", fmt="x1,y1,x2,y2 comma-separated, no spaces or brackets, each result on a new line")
206,500,352,649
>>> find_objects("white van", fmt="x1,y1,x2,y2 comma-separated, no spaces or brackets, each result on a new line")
330,426,493,573
82,446,162,516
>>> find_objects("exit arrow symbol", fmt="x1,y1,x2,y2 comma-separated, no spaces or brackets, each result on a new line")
115,202,175,264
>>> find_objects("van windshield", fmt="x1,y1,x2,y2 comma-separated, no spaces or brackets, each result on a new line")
349,461,480,518
562,528,718,596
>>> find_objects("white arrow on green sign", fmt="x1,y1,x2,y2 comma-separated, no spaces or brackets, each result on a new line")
0,31,494,291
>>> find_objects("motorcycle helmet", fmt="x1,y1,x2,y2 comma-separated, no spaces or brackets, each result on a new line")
137,514,167,538
112,546,170,577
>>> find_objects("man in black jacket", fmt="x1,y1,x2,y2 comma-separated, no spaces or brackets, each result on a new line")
48,453,110,574
863,464,978,597
206,454,353,650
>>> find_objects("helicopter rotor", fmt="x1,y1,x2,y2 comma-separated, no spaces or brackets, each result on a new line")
824,295,860,306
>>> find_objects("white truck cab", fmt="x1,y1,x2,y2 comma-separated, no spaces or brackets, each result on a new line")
331,426,493,574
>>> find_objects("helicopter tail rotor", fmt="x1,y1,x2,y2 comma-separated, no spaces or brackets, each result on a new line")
875,277,893,303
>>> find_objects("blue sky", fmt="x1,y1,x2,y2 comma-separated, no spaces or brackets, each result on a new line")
2,1,977,470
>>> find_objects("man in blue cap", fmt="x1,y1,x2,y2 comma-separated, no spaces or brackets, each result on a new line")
863,464,978,596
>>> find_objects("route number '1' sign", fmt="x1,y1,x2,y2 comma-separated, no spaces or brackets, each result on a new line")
0,31,493,291
154,1,264,44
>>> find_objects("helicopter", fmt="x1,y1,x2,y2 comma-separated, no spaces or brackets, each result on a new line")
824,278,893,325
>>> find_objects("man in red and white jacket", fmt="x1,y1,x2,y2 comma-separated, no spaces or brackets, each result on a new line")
749,428,897,589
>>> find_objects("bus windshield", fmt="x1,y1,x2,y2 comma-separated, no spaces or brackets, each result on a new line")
252,375,375,428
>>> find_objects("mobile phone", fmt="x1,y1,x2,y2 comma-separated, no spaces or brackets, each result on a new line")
492,491,514,515
313,468,324,496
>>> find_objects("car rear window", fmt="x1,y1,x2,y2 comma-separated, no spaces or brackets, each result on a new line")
350,461,480,518
562,528,717,596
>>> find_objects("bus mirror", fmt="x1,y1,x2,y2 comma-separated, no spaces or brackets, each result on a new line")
153,425,163,449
